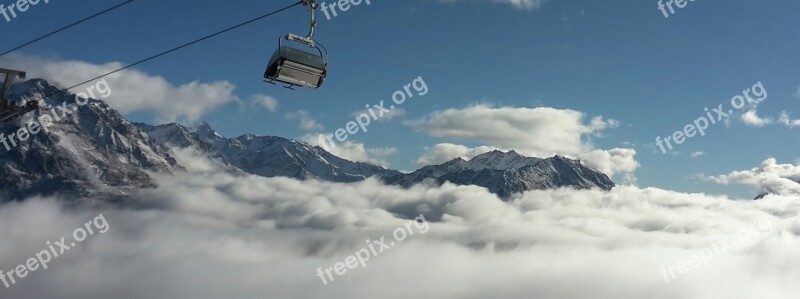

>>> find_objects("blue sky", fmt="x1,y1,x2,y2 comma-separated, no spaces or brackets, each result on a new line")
1,0,799,198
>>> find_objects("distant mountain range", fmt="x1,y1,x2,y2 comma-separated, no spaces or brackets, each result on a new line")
0,79,615,200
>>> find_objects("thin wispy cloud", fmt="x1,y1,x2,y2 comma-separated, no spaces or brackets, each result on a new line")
0,54,239,124
286,110,325,131
251,95,279,112
439,0,549,10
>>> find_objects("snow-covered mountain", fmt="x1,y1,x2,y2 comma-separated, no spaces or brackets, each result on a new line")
1,79,615,200
0,79,180,200
136,122,401,182
385,150,615,198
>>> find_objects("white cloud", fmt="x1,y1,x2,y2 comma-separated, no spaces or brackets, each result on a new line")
707,158,800,196
286,110,324,131
0,54,238,124
740,110,773,127
577,148,640,178
691,151,706,158
367,148,399,167
408,105,616,158
2,152,799,298
408,105,637,178
738,109,800,129
778,111,800,128
251,95,279,112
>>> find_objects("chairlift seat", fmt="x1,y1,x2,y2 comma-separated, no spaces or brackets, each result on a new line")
265,44,326,89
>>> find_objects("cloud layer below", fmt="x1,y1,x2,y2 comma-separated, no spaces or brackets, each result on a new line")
1,151,799,299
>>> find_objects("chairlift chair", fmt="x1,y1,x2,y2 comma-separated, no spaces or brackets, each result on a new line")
264,0,327,89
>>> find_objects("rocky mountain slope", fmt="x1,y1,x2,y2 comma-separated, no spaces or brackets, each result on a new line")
0,79,180,200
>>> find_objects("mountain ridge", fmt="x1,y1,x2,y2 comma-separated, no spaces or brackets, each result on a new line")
136,122,402,183
138,122,615,198
1,79,616,200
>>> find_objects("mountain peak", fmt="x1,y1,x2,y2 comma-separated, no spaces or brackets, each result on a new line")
472,149,523,159
195,121,224,143
9,78,59,104
464,149,541,171
197,121,212,130
196,121,215,135
13,78,49,90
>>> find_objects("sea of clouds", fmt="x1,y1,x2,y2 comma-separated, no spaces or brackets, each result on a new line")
1,148,800,299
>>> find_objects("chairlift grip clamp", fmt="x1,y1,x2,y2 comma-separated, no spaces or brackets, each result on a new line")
286,33,316,48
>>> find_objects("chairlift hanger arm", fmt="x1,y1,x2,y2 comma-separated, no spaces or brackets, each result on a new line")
288,0,318,47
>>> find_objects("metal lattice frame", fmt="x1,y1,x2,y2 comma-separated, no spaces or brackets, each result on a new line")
0,68,26,109
0,68,32,124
